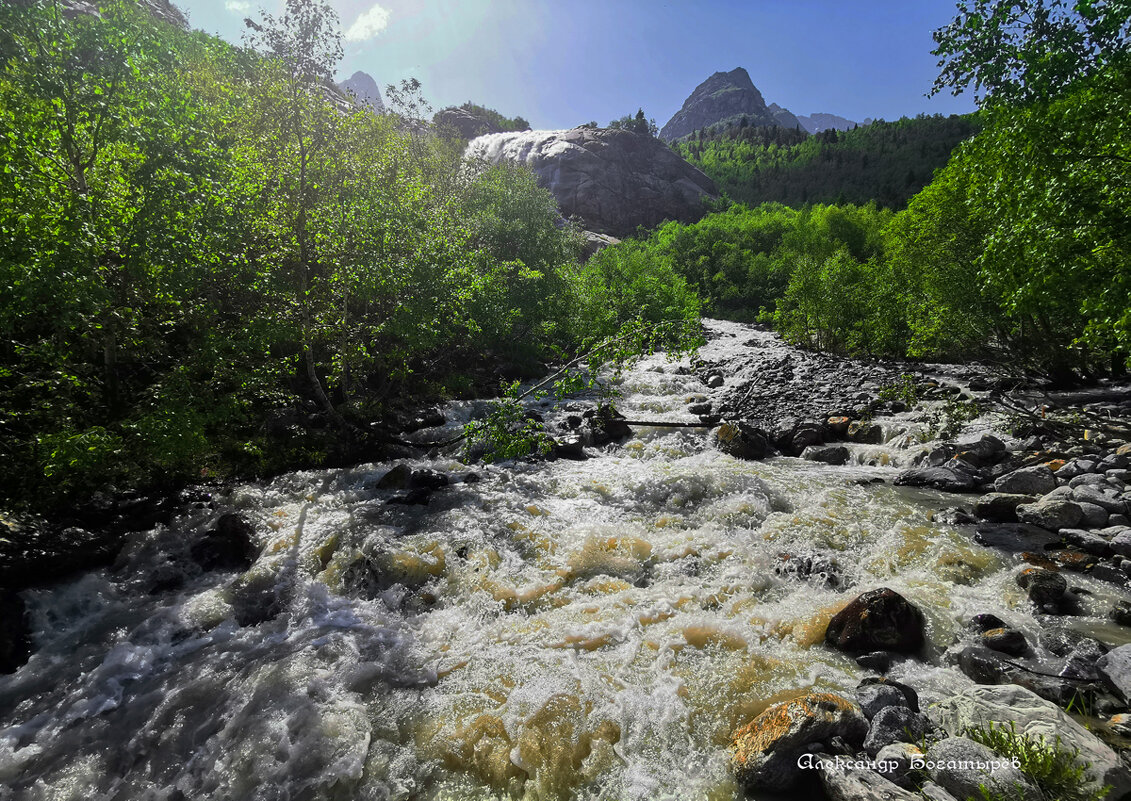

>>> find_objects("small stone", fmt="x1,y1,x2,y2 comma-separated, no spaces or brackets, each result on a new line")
967,613,1007,632
981,627,1027,656
1110,600,1131,627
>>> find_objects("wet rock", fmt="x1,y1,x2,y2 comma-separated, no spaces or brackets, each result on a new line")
858,677,920,712
1074,484,1128,515
973,492,1038,523
687,402,712,416
231,572,287,627
706,374,724,388
874,742,925,790
409,469,448,490
973,522,1059,552
1097,645,1131,703
967,613,1007,632
551,436,588,461
801,445,849,465
190,513,260,572
386,488,433,505
715,422,773,460
580,407,632,446
825,588,924,654
1061,528,1112,556
925,737,1041,801
731,692,868,792
994,464,1057,495
1110,600,1131,627
856,651,898,673
0,518,126,592
816,754,921,801
1039,626,1089,657
401,407,444,433
1016,567,1067,610
847,421,884,444
893,466,980,493
773,552,840,588
928,684,1131,797
0,590,32,674
1016,498,1084,531
863,706,933,756
980,626,1027,656
855,683,910,720
956,644,1011,684
1077,501,1110,528
1110,530,1131,558
826,415,852,436
1061,638,1106,681
376,464,412,489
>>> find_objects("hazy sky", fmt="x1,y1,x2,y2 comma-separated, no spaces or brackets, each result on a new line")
174,0,979,129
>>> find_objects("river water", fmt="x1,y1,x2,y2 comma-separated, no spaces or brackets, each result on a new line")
1,320,1125,801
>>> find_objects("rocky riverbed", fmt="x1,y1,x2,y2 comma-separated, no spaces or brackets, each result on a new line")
2,319,1130,801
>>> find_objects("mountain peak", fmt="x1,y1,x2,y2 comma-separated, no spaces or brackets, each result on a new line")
660,67,772,141
341,71,384,113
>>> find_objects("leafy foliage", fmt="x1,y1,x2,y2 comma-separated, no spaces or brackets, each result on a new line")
966,721,1111,801
0,0,697,510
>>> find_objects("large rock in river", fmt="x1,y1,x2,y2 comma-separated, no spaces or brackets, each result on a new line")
825,588,925,654
465,128,718,237
731,692,867,791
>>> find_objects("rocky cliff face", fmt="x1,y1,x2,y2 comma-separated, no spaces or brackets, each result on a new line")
466,128,718,237
340,71,384,113
659,67,781,141
796,112,861,133
768,103,804,131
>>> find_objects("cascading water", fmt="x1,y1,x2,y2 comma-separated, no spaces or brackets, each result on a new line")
2,320,1127,801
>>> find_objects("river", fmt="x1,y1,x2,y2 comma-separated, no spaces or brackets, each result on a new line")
2,320,1125,801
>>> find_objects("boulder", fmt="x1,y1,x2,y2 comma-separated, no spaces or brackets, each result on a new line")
465,127,717,238
825,588,924,654
973,522,1059,552
863,706,933,755
801,445,849,465
1097,644,1131,703
847,421,885,444
893,467,980,493
994,464,1057,495
928,684,1131,797
1016,498,1084,531
973,493,1038,523
925,737,1042,801
715,422,773,461
730,692,867,792
816,755,922,801
855,683,911,720
190,513,260,572
376,464,412,489
0,590,31,674
1015,567,1067,610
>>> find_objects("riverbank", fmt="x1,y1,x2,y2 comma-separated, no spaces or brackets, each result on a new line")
2,319,1130,800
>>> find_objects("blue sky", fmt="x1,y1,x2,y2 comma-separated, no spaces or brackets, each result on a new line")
175,0,979,129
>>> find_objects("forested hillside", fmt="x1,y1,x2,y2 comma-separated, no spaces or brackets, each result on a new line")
0,0,698,510
673,114,981,208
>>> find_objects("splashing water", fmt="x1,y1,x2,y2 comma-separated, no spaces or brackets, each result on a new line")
2,320,1126,801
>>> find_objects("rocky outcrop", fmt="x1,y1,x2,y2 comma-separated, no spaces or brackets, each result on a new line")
61,0,189,29
659,67,783,141
434,107,503,139
340,71,384,113
465,128,718,237
767,102,804,131
928,684,1131,798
